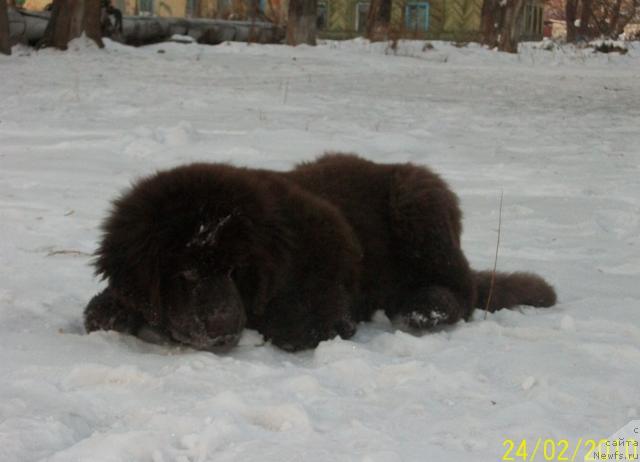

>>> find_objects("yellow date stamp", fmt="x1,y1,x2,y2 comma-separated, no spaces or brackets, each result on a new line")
501,438,639,461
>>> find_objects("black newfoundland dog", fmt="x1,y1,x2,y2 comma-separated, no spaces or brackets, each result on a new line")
85,154,556,352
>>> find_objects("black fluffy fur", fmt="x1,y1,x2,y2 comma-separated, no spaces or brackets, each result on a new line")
85,163,361,351
287,153,556,328
84,154,556,352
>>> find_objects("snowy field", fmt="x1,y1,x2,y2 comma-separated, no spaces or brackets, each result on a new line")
1,38,639,462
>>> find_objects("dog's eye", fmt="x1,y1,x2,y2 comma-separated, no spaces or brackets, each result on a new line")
181,269,199,282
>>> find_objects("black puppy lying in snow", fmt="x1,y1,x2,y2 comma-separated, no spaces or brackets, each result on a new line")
84,154,556,352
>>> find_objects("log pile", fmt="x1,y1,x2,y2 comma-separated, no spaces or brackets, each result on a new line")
7,8,284,46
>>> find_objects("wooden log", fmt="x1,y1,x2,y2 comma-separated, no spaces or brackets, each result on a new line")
7,8,284,46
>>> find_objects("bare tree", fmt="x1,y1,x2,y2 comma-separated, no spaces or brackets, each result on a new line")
40,0,103,49
578,0,592,37
367,0,392,41
498,0,525,52
480,0,526,53
480,0,501,47
560,0,640,39
565,0,577,41
0,0,10,55
546,0,639,40
286,0,317,45
563,0,594,41
592,0,638,37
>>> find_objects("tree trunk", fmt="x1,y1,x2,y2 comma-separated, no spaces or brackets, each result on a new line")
480,0,501,47
40,0,103,49
286,0,316,45
609,0,623,37
578,0,592,39
366,0,391,41
482,0,526,52
565,0,578,42
1,0,10,55
497,0,524,53
83,0,102,44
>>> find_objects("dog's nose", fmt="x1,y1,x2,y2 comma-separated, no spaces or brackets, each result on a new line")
168,276,247,352
205,305,244,333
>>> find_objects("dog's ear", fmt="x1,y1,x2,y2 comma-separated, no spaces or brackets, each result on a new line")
140,246,164,326
104,248,164,327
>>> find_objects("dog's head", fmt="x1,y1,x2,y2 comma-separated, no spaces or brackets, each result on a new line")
93,165,271,352
161,210,252,351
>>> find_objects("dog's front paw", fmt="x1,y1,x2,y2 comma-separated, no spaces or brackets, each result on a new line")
404,309,450,329
334,317,357,339
84,289,143,334
396,285,467,330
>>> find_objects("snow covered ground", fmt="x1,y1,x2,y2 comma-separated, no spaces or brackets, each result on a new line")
1,38,639,462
